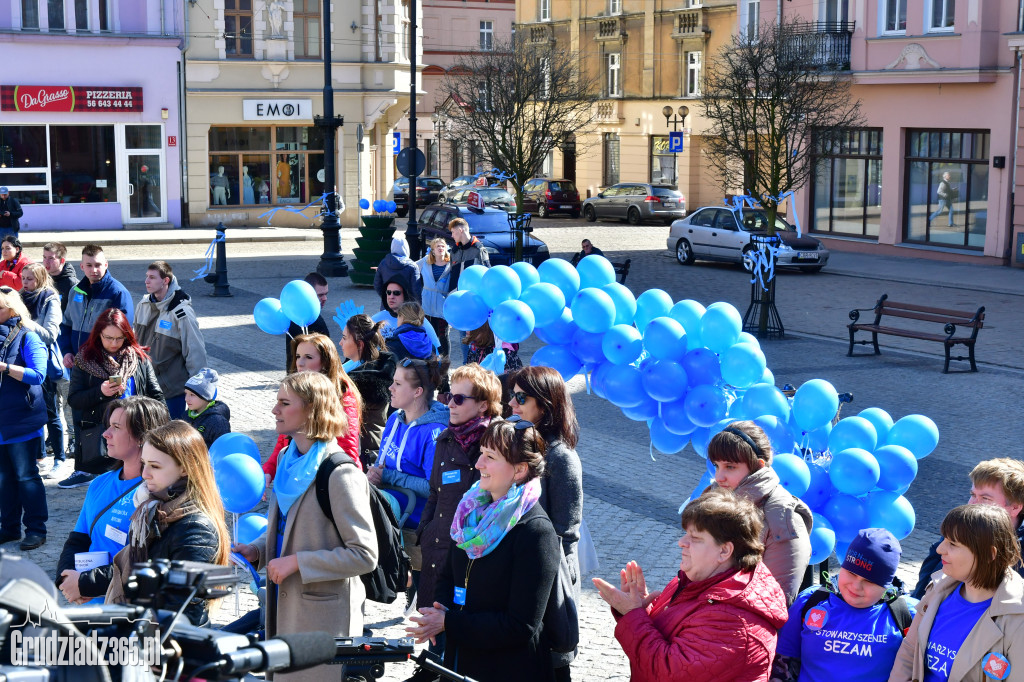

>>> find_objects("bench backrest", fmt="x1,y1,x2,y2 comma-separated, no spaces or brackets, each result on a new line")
871,294,985,335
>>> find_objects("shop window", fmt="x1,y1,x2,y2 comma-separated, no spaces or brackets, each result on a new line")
21,0,39,29
883,0,906,32
603,133,620,186
295,0,321,58
650,135,677,185
810,128,883,238
0,124,117,205
208,126,324,206
928,0,954,30
225,0,253,58
904,129,988,249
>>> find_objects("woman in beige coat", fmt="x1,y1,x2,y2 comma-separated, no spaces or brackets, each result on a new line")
235,371,377,682
890,504,1024,682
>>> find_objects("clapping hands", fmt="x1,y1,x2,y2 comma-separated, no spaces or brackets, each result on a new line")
592,560,661,616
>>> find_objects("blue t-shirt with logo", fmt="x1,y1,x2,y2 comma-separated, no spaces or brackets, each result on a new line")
72,470,142,603
777,587,915,682
923,588,992,682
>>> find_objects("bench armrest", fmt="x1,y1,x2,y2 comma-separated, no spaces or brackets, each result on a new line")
848,307,875,323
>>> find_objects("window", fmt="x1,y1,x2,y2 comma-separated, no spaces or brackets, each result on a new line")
884,0,906,32
225,0,253,58
538,57,551,99
208,126,324,206
480,21,493,51
476,81,493,111
603,133,620,186
743,0,760,40
74,0,88,30
685,51,702,96
929,0,954,30
609,0,621,14
904,129,989,249
685,0,703,6
0,124,117,205
295,0,321,58
607,53,621,96
451,139,463,176
540,0,550,21
48,0,64,31
811,128,883,239
650,136,677,185
21,0,38,29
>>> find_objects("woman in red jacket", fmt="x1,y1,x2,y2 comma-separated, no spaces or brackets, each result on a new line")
593,488,789,682
1,235,31,291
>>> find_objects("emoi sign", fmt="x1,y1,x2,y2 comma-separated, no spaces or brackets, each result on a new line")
0,85,144,113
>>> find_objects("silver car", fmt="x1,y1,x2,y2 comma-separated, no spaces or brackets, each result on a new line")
667,206,830,272
582,183,686,225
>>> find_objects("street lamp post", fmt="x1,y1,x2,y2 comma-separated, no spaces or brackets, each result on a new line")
315,0,348,277
662,105,689,187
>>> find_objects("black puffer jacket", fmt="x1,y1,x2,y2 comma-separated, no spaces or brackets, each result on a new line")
68,356,165,427
141,511,223,626
348,351,396,465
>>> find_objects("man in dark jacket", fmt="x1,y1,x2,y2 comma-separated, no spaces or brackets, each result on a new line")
569,239,604,266
41,241,80,477
448,218,490,292
0,187,23,236
42,242,79,312
284,272,331,369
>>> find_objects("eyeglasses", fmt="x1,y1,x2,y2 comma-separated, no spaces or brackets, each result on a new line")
511,391,529,406
386,289,403,296
101,334,126,343
448,393,480,406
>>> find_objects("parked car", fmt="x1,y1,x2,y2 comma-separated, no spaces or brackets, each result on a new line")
439,175,478,203
392,176,447,216
521,178,581,218
417,202,550,267
582,183,686,225
667,206,830,272
446,187,517,212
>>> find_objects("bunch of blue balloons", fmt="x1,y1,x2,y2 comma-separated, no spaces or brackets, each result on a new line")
359,198,398,214
442,253,941,564
253,279,323,335
209,432,266,515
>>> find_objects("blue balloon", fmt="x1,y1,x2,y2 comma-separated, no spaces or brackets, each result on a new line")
520,283,565,327
699,303,742,354
774,454,811,497
829,447,881,496
634,289,674,332
660,397,697,436
387,201,398,213
808,514,836,564
650,418,690,454
866,491,916,540
691,427,712,458
236,513,268,545
828,416,878,455
802,463,833,511
669,300,705,348
760,367,775,385
683,471,715,510
534,308,577,346
886,415,940,459
457,264,489,293
875,444,919,492
590,361,615,399
803,421,833,453
603,364,646,408
602,283,637,326
280,280,321,327
373,199,385,212
720,343,767,389
680,348,721,387
359,198,370,210
538,259,581,303
602,324,643,365
621,396,659,422
210,432,261,463
570,328,606,365
443,290,491,331
530,345,582,381
754,415,795,455
833,541,851,563
641,360,689,403
684,384,729,428
858,407,894,445
643,317,687,361
736,331,760,348
480,266,522,310
510,262,540,290
742,384,791,421
215,453,266,514
489,300,535,343
571,288,617,333
792,379,840,432
253,298,291,335
823,493,870,543
577,255,617,289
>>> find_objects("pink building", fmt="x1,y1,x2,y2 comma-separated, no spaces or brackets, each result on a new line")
774,0,1020,266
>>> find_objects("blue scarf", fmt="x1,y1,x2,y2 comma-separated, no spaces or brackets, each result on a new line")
274,439,329,516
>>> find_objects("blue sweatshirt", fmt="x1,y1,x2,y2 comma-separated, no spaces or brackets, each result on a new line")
59,271,134,357
0,319,46,443
379,400,450,528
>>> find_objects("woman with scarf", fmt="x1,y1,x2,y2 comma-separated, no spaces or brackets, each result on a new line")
418,237,452,357
68,309,165,478
20,263,66,472
340,313,396,466
1,235,31,291
0,286,48,550
105,420,230,626
234,371,376,682
407,419,560,682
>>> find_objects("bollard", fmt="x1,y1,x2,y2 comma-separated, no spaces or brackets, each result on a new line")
209,222,232,297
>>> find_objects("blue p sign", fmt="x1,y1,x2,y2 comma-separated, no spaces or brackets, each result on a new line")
392,132,401,155
669,131,684,153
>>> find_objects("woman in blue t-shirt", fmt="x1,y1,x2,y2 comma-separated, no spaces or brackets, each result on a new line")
56,396,169,603
890,504,1024,682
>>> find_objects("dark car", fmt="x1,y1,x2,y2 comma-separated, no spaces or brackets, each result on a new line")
583,182,686,225
521,178,581,218
417,203,550,267
392,176,447,217
447,187,517,212
438,175,479,203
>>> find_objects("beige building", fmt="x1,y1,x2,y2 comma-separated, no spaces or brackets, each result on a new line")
514,0,736,208
183,0,419,227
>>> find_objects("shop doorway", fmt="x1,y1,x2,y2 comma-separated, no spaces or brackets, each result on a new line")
121,125,165,224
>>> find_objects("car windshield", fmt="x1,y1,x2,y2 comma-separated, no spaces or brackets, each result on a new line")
736,210,794,232
419,178,445,188
396,178,409,188
653,187,682,198
550,181,576,192
456,210,512,233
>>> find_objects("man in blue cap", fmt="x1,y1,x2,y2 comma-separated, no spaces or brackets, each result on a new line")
0,187,23,237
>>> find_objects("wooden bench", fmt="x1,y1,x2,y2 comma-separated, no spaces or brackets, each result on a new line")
847,294,985,373
613,258,631,285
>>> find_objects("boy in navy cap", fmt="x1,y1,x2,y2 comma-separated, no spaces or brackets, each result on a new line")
772,528,916,682
182,368,231,448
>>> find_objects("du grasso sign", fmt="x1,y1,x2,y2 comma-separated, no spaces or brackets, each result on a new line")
243,99,312,121
1,85,143,112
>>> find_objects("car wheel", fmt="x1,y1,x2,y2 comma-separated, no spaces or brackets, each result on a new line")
627,207,641,225
538,203,548,219
675,239,695,265
584,205,597,222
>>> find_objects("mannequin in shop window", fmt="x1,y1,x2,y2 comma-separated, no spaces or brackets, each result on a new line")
140,165,160,217
258,180,270,204
242,166,255,205
276,159,291,198
210,166,230,205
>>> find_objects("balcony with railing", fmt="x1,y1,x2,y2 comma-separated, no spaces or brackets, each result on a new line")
787,21,855,70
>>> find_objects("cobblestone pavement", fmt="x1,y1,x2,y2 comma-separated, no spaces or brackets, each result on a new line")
9,220,1023,680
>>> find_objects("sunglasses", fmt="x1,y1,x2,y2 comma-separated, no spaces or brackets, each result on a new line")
400,357,430,387
507,416,535,430
448,393,480,406
386,289,403,296
511,391,529,406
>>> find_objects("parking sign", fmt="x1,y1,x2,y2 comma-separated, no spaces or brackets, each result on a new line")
669,131,684,153
392,132,401,155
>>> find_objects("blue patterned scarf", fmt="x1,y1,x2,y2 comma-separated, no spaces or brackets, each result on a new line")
275,439,329,516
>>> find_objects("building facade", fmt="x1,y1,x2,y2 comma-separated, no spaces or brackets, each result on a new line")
0,0,184,230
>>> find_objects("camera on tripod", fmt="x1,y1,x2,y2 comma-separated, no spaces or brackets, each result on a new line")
124,558,238,611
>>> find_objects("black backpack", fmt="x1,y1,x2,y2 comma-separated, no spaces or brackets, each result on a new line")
799,585,913,638
315,452,411,604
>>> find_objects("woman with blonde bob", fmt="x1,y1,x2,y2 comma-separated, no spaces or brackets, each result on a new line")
890,504,1024,682
235,371,377,682
418,236,452,357
105,420,230,626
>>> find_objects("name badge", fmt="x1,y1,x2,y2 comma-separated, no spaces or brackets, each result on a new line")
442,470,461,485
158,319,172,330
104,524,128,546
453,586,466,606
804,605,828,631
983,652,1011,680
73,293,84,302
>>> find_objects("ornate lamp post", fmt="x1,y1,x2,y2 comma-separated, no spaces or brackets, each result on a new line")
662,105,688,186
315,0,348,277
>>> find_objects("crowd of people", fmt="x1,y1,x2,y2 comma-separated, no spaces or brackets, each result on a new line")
1,227,1023,682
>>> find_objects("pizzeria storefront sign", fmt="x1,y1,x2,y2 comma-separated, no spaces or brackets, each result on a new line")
1,85,144,112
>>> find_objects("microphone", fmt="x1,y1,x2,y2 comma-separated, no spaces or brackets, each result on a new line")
218,631,337,676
